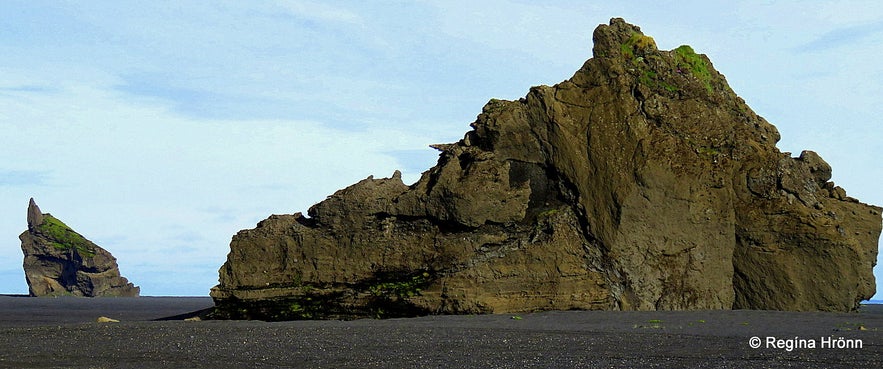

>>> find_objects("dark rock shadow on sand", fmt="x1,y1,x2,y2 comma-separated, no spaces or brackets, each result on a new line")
152,307,215,321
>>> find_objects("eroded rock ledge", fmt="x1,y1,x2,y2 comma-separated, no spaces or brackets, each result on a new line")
211,18,880,320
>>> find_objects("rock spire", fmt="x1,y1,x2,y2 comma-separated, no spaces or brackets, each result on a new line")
19,199,140,297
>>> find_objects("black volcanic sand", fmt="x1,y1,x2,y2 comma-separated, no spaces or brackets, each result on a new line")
0,296,879,368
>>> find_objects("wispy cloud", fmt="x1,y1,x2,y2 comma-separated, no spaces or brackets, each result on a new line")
112,72,404,124
797,20,883,52
0,170,49,187
0,85,56,93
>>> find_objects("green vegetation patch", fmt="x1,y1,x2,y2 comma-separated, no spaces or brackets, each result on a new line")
369,272,430,299
685,137,724,160
623,46,679,94
698,146,721,156
536,208,560,219
635,319,665,329
674,45,713,93
287,298,316,319
37,215,96,257
639,69,679,93
620,32,657,59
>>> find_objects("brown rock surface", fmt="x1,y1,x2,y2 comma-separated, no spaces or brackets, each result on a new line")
20,198,140,297
211,18,881,320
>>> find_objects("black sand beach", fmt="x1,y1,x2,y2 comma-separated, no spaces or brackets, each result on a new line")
0,296,879,368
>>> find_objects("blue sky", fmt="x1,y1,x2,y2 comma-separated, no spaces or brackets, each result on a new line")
1,1,881,298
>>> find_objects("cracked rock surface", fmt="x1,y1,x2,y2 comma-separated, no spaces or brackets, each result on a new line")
211,18,880,320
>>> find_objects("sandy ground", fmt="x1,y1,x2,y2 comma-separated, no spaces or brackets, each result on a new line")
0,296,879,368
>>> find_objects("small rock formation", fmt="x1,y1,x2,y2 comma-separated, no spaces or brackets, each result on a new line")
211,18,881,320
20,198,140,297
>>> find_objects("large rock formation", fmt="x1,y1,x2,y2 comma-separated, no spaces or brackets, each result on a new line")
211,19,881,320
20,198,140,297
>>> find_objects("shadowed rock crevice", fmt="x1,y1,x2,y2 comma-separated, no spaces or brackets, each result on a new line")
211,18,880,320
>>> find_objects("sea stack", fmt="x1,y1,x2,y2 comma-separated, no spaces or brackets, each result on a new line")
20,198,140,297
211,18,881,320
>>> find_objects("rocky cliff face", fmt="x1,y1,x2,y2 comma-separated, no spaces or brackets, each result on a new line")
211,19,881,320
20,198,140,297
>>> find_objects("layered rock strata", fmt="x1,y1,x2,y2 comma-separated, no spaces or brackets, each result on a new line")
20,198,140,297
211,19,881,320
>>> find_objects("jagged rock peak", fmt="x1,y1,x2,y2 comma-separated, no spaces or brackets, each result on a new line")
20,199,140,297
27,198,43,230
210,19,881,320
592,17,657,58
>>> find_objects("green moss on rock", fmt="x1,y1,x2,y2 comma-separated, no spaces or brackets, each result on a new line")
674,45,713,93
620,31,657,59
638,69,680,93
37,215,96,257
368,272,430,299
